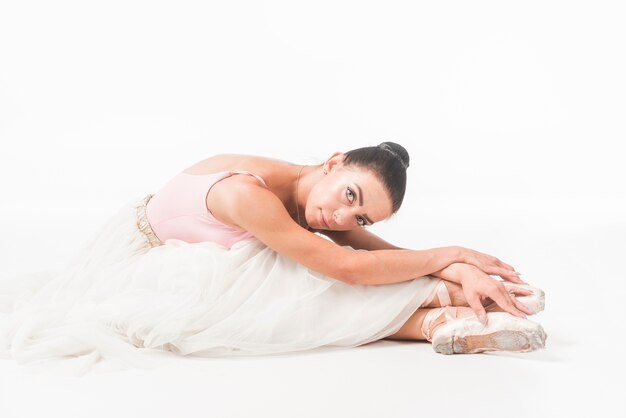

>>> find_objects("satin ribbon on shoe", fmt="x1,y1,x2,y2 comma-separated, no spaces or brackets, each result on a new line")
422,280,452,308
420,306,475,342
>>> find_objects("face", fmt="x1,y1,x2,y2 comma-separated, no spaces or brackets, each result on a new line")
304,162,393,231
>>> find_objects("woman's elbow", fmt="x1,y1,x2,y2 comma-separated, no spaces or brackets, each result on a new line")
334,251,365,286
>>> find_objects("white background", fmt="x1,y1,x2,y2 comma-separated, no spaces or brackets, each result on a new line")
1,1,624,417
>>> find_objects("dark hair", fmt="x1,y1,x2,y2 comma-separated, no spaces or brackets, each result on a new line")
342,141,410,213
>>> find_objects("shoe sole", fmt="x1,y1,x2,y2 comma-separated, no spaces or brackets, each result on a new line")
434,328,547,355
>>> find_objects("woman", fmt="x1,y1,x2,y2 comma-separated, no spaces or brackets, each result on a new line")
0,142,546,370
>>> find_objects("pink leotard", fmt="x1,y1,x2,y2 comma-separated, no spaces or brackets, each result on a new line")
145,171,268,249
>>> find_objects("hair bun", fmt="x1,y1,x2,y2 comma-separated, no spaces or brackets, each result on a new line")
378,141,410,169
342,141,410,213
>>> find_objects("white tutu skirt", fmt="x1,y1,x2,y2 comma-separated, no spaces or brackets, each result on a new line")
0,196,440,371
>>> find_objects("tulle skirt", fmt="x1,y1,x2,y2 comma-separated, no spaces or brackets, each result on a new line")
0,195,440,372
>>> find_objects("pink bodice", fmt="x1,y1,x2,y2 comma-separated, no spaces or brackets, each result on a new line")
145,171,268,249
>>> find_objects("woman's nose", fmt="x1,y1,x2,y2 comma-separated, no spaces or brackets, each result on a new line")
333,209,353,227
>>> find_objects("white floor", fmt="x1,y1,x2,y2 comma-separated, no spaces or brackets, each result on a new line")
1,201,624,418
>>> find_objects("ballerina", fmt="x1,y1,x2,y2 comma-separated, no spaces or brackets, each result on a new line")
0,142,546,370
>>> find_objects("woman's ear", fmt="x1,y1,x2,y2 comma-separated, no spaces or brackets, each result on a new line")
324,152,345,173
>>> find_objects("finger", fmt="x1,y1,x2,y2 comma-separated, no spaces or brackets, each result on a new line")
499,270,528,285
480,267,520,283
500,261,516,271
481,265,521,280
492,291,527,319
489,258,526,283
501,276,526,284
505,286,534,296
513,297,534,316
490,256,515,273
466,294,488,326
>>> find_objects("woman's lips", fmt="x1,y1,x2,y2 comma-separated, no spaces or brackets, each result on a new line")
320,210,330,228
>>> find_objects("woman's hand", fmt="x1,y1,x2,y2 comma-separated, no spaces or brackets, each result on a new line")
457,246,527,284
438,263,533,325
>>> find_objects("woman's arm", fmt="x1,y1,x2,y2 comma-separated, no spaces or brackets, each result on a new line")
316,227,402,251
321,228,468,285
207,177,465,285
318,227,524,285
319,223,531,320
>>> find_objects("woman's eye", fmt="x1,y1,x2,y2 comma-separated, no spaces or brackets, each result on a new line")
346,188,355,203
356,216,365,227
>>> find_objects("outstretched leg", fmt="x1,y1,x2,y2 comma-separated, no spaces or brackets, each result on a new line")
384,281,471,341
384,308,441,341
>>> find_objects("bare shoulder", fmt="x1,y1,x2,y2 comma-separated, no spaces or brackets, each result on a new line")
205,173,272,230
183,154,293,177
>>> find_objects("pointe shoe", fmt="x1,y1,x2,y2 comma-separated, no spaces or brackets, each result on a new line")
420,307,547,355
424,279,545,315
485,283,545,314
